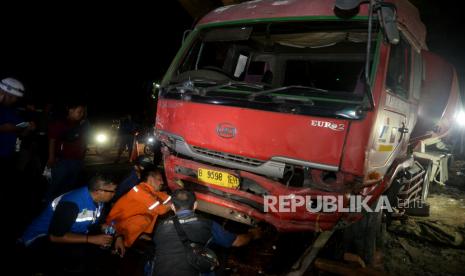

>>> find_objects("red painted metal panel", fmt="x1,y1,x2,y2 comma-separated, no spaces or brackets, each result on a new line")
340,44,389,175
156,99,349,166
198,0,426,49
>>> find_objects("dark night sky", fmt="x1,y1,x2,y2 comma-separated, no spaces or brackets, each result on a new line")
411,0,465,89
1,1,464,120
1,1,193,119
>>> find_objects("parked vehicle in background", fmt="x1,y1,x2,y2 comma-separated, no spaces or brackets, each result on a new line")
155,0,463,268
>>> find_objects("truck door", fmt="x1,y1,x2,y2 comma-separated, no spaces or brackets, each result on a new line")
370,36,413,172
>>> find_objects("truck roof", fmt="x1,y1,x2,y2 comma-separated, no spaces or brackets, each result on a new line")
198,0,426,50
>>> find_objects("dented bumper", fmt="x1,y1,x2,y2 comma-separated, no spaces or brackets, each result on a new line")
163,152,348,232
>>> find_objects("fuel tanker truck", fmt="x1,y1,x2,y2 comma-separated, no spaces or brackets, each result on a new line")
154,0,463,270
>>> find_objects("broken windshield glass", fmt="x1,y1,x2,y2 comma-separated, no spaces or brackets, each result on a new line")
164,21,378,115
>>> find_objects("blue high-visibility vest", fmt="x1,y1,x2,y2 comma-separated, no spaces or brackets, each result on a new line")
22,186,103,246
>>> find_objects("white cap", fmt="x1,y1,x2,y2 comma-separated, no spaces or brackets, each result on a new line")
0,78,25,97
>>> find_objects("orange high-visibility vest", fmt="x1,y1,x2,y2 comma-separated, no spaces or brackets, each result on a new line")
106,182,171,247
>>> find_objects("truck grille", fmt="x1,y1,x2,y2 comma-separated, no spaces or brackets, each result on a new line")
191,146,264,167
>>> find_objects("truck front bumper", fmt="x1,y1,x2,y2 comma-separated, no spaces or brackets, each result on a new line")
163,153,348,232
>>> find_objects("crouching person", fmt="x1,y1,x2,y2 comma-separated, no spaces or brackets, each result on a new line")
152,189,262,276
105,168,171,274
20,174,117,274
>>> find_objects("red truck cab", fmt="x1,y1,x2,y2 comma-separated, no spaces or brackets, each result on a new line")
155,0,462,236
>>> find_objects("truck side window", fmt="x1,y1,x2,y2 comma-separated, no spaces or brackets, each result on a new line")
386,37,411,98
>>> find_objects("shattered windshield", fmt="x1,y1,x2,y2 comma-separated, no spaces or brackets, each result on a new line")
163,21,379,118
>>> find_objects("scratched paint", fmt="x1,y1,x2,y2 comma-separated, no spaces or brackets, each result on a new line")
214,5,234,13
272,0,290,6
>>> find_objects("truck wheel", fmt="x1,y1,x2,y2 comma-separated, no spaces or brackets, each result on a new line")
343,201,383,265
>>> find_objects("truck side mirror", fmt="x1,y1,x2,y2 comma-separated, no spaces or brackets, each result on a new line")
379,5,400,44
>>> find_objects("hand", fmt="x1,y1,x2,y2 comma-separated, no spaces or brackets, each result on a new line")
101,224,109,233
113,236,125,258
88,234,113,247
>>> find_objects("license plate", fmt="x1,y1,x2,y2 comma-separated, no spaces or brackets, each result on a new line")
197,168,239,188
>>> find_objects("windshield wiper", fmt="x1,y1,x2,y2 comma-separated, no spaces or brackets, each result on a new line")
162,79,219,95
164,80,266,97
248,85,328,100
200,81,265,95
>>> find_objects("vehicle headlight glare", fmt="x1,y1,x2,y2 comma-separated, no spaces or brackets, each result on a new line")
456,110,465,127
96,133,108,143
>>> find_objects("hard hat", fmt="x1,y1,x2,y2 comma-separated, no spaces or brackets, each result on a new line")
0,77,25,97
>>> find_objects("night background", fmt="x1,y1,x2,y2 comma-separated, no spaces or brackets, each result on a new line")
3,1,465,275
1,0,464,120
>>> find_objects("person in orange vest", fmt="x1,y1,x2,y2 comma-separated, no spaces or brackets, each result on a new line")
105,168,171,258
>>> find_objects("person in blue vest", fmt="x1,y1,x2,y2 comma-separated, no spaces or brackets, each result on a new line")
20,174,117,274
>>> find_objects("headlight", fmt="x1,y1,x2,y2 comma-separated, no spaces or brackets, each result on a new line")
456,110,465,127
147,137,154,143
96,133,108,143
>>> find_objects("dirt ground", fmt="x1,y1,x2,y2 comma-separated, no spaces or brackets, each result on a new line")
383,160,465,276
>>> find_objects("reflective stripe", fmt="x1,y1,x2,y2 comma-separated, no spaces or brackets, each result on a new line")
95,203,103,222
133,187,139,192
24,233,47,247
148,201,160,210
162,196,171,205
75,209,97,223
76,217,95,222
51,195,64,210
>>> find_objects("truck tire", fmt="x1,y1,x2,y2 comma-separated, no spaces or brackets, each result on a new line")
342,200,383,265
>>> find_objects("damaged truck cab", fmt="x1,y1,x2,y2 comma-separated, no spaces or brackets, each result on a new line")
155,0,462,255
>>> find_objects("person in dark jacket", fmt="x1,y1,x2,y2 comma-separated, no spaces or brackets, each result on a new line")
113,155,154,202
45,102,89,201
152,189,261,276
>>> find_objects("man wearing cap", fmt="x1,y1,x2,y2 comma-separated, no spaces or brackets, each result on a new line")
0,77,35,171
